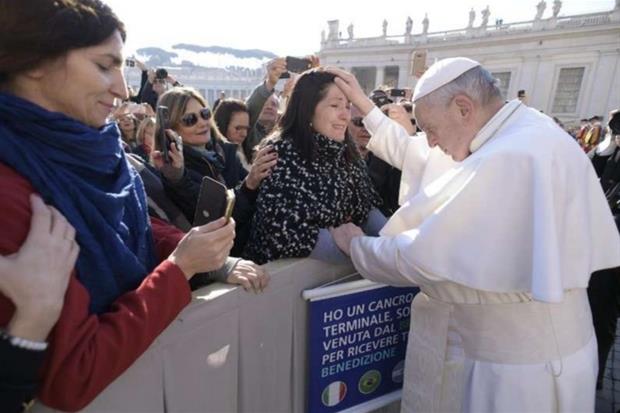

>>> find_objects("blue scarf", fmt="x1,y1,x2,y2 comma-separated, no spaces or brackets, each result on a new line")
0,93,156,314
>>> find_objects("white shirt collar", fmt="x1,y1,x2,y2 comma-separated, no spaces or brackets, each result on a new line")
469,99,523,154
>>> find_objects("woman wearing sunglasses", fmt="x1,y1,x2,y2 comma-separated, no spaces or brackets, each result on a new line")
154,87,275,255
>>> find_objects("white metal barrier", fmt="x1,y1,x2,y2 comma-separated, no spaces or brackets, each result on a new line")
33,258,401,413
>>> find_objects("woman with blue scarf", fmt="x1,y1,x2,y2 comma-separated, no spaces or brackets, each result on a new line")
0,1,268,411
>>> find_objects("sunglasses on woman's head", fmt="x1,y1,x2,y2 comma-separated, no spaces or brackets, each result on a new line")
180,108,211,127
351,117,365,128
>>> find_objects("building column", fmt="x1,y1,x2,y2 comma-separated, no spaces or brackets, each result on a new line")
398,65,409,88
375,66,385,88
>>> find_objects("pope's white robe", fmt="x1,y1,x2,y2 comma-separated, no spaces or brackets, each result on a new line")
351,100,620,412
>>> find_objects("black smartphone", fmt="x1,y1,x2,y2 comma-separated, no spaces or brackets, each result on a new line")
279,56,312,79
286,56,312,74
389,88,407,97
155,105,171,162
193,176,236,226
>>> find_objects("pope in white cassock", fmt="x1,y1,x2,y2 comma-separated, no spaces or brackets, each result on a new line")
327,58,620,412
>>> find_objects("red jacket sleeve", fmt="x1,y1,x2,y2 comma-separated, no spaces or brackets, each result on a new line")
0,164,192,412
150,216,185,261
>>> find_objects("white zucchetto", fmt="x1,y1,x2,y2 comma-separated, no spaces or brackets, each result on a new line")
413,57,480,102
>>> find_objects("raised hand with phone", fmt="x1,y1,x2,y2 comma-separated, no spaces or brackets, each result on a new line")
265,58,287,91
151,105,184,182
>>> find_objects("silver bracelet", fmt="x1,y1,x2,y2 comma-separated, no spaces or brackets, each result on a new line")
0,328,48,351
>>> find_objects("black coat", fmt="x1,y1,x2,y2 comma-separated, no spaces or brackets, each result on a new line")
601,148,620,193
162,145,257,255
367,153,402,217
0,336,46,413
243,134,380,264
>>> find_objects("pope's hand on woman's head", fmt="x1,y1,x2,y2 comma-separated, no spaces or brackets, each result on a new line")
324,67,375,117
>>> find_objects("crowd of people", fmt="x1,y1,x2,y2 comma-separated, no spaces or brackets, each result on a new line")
1,1,620,412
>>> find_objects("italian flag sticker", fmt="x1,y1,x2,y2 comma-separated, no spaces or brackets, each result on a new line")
321,381,347,407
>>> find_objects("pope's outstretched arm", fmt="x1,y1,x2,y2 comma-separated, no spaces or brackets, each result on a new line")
364,107,420,170
350,233,442,287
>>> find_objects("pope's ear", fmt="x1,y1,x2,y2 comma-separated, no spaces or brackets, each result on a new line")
453,95,474,119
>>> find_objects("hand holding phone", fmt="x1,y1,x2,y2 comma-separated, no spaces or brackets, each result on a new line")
156,106,171,162
193,176,236,226
280,56,312,79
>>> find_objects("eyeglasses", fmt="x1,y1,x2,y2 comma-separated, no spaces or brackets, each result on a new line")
351,117,364,127
180,108,211,127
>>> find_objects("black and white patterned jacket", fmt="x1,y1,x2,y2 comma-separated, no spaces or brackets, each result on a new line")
243,133,381,264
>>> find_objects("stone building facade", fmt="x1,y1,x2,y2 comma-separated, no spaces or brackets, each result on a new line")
319,3,620,124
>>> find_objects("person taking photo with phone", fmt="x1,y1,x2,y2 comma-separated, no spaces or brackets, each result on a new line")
152,87,276,256
0,1,266,410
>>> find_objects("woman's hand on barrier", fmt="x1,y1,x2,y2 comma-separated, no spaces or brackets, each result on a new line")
244,145,278,190
226,260,270,294
325,67,375,117
0,195,79,341
168,218,236,279
151,130,185,183
330,223,365,257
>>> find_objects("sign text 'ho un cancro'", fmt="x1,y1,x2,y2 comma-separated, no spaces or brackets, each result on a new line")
319,291,415,378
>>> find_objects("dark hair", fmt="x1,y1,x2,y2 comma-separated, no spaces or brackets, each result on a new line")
609,110,620,135
117,114,139,142
517,89,526,97
272,69,358,163
213,98,251,158
0,0,126,83
213,99,248,139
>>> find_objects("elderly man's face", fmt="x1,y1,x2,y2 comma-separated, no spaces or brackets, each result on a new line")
348,106,371,157
414,99,471,161
258,95,279,124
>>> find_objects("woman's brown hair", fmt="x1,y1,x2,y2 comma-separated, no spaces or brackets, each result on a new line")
0,0,126,83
